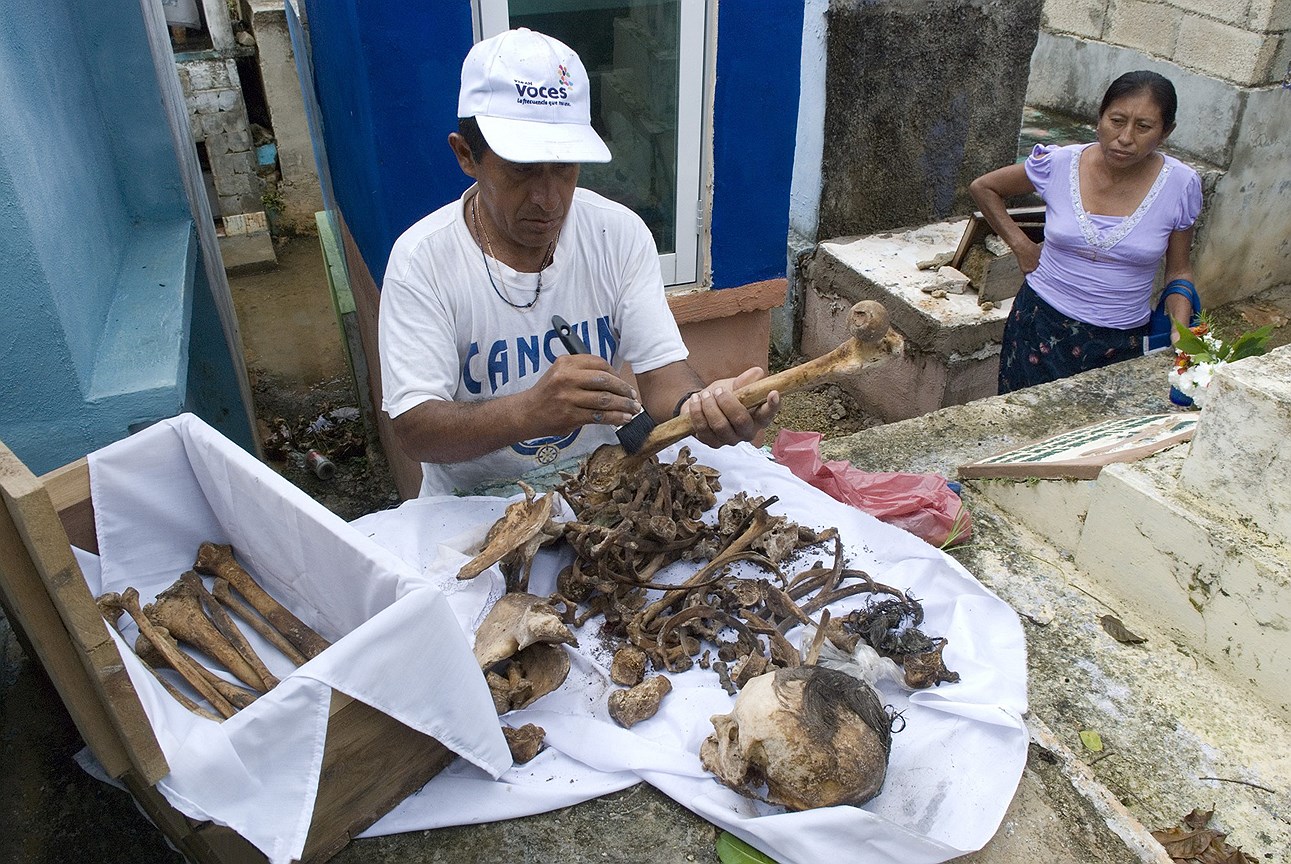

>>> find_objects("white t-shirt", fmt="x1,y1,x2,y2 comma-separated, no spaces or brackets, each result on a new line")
380,186,688,497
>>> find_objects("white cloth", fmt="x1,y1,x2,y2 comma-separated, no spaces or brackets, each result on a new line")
79,415,511,864
379,185,688,497
354,441,1030,864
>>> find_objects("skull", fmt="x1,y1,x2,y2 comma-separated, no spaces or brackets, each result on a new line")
700,665,893,810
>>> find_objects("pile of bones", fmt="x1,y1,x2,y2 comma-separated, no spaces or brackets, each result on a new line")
457,444,960,809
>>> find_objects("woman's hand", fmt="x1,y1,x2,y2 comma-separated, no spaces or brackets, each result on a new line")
969,165,1041,274
1010,237,1042,274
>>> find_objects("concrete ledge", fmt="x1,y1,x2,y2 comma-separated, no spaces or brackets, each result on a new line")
669,280,786,385
1076,450,1291,715
1180,348,1291,537
88,220,196,403
818,350,1290,858
802,221,1009,420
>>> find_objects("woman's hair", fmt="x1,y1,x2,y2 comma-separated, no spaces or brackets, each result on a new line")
1099,70,1178,128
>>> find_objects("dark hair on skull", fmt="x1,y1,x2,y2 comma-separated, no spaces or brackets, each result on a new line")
775,665,894,757
1099,70,1178,129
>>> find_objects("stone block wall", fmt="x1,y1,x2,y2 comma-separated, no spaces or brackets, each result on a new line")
178,58,264,217
1042,0,1290,86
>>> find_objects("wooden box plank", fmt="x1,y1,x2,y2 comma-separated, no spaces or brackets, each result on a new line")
0,445,167,783
1,439,461,863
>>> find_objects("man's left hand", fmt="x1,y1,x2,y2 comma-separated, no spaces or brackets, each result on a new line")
680,367,780,448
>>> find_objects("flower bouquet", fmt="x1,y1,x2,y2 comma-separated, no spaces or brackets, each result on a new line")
1167,314,1273,407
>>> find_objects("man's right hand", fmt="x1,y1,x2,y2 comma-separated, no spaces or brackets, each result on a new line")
524,354,642,435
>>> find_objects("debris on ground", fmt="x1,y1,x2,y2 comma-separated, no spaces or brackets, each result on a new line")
1151,808,1259,863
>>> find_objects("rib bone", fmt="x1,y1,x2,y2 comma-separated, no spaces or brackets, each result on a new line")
100,589,237,719
180,572,280,689
146,576,267,691
193,543,330,660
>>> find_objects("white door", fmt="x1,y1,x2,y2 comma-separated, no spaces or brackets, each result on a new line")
476,0,704,286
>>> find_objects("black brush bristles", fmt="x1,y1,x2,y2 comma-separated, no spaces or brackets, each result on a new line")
551,314,656,453
615,409,656,454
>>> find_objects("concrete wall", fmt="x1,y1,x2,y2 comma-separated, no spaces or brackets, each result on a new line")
0,0,255,474
247,0,324,232
1041,0,1290,87
816,0,1044,240
1028,1,1291,305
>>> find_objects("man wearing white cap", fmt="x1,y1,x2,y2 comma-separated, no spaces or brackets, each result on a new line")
379,28,779,497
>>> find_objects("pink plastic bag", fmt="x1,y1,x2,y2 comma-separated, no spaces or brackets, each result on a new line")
770,429,971,547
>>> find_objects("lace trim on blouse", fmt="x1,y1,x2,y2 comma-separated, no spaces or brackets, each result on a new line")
1069,145,1171,251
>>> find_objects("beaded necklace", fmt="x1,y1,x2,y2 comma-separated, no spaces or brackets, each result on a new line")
471,194,557,310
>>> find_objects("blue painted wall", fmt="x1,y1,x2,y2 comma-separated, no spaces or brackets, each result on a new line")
710,1,803,288
0,0,253,474
302,0,475,285
299,1,801,291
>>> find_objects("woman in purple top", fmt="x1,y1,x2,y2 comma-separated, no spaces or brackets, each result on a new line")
970,71,1203,393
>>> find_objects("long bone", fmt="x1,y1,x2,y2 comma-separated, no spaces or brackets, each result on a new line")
620,300,901,466
135,633,259,710
146,576,268,691
100,589,237,719
210,578,309,666
193,543,330,660
180,572,280,689
97,596,222,722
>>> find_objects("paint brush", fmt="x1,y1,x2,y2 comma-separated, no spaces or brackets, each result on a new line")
551,315,657,454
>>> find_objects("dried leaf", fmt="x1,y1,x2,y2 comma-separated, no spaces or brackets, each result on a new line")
1184,807,1214,830
1152,826,1215,858
1078,729,1103,752
1100,614,1147,644
1152,809,1259,864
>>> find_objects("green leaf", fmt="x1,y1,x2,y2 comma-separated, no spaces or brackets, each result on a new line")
717,832,780,864
1171,319,1208,355
1228,325,1274,362
1078,729,1104,752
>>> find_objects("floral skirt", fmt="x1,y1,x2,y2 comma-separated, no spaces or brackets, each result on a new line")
998,282,1147,394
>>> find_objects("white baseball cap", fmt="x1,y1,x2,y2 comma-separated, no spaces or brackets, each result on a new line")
458,28,611,164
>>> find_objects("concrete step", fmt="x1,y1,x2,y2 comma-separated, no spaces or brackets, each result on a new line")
965,348,1291,716
819,350,1291,862
1076,449,1291,716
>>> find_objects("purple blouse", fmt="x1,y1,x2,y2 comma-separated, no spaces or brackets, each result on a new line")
1024,143,1202,329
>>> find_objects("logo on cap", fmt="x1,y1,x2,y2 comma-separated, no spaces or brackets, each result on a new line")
513,76,571,105
558,64,573,88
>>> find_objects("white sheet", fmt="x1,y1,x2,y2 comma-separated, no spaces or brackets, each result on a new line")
81,415,511,864
353,440,1029,864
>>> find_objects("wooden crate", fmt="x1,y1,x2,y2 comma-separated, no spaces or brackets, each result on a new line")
0,442,454,863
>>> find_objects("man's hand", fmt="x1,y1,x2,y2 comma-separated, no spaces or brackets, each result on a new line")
526,354,642,434
392,354,640,465
678,367,780,448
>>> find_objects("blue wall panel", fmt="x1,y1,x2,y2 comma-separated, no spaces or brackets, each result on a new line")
302,0,474,284
0,0,252,473
709,1,803,289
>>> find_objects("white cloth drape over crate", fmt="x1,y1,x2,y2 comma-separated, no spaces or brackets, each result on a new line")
78,415,511,864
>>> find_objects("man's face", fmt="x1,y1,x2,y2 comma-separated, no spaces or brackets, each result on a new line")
452,134,579,259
